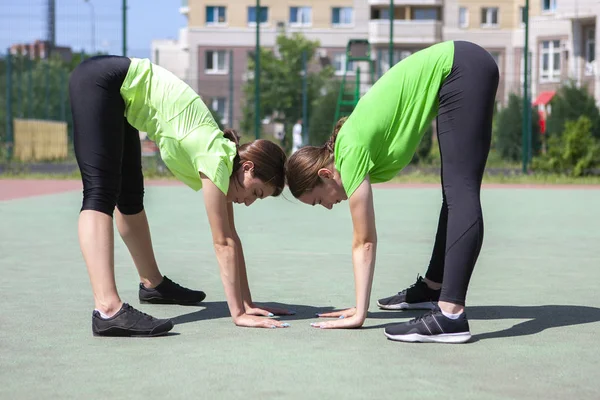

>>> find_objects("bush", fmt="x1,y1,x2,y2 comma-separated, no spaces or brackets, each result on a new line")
494,93,541,162
532,116,600,176
410,124,433,164
546,81,600,139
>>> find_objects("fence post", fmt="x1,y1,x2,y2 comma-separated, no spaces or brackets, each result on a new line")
302,49,308,146
17,55,23,117
6,50,13,160
60,68,66,121
27,56,32,118
228,49,233,129
45,61,50,119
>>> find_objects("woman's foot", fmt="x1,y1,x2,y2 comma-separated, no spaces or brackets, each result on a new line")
92,303,173,337
138,276,206,305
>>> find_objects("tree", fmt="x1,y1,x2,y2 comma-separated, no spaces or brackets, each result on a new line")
533,116,600,176
308,80,340,146
546,81,600,139
494,93,541,162
241,33,334,138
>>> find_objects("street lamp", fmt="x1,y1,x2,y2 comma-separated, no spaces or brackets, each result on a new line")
84,0,96,54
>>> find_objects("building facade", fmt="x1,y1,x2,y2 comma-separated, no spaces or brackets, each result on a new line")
152,0,600,131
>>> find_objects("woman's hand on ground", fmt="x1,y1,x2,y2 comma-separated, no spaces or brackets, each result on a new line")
234,314,290,329
315,307,357,319
245,303,296,317
311,314,364,329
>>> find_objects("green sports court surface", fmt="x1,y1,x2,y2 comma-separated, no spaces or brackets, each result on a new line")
1,180,599,399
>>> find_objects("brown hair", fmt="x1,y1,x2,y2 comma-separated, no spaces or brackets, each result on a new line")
223,129,287,197
285,117,347,198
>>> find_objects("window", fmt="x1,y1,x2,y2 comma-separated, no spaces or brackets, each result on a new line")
413,8,438,20
333,52,355,75
542,0,557,12
520,6,526,26
206,6,226,25
380,50,410,73
585,28,596,75
205,50,228,74
481,7,498,27
459,7,469,28
540,40,561,82
332,7,353,26
248,6,268,24
290,6,312,26
211,98,227,124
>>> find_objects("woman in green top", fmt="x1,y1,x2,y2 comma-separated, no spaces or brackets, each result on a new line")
285,41,499,343
69,55,291,337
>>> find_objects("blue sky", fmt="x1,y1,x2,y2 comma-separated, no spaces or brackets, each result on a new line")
0,0,186,58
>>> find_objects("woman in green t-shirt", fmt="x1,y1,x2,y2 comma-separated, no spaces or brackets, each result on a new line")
69,55,291,337
285,41,499,343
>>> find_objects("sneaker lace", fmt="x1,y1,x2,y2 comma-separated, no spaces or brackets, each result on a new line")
123,304,154,320
397,274,425,296
411,310,436,324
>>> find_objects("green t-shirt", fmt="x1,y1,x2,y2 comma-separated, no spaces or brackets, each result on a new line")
334,41,455,197
120,58,237,194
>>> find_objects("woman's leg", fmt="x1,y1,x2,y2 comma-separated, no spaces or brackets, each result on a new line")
115,120,163,289
436,41,499,310
70,57,130,316
115,121,207,305
70,56,173,336
384,41,498,343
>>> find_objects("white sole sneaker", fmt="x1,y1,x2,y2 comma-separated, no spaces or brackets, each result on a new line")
384,331,472,344
377,301,438,310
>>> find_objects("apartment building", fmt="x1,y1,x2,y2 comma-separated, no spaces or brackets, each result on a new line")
527,1,599,108
151,0,600,131
153,0,369,130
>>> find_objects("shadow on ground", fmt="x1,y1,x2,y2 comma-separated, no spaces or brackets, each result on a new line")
360,305,600,342
172,303,600,342
171,301,337,325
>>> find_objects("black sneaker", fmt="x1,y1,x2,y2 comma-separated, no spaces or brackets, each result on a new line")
92,303,174,337
139,276,206,305
377,276,440,310
384,307,471,343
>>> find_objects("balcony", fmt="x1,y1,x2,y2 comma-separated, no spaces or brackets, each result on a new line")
180,0,189,15
368,0,442,5
369,19,442,44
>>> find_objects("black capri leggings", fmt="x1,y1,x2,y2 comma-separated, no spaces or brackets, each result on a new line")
424,41,500,305
69,55,144,217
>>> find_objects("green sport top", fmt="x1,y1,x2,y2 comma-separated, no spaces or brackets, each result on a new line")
120,58,237,194
334,41,455,197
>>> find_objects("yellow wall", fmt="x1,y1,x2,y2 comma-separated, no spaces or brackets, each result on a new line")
13,119,68,162
459,0,521,30
189,0,354,29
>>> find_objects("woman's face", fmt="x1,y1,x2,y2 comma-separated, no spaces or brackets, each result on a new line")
227,161,274,206
298,166,348,210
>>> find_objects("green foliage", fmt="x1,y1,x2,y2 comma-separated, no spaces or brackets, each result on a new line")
410,124,433,164
241,33,334,137
546,81,600,139
494,93,541,162
308,80,340,146
533,116,600,176
0,53,79,148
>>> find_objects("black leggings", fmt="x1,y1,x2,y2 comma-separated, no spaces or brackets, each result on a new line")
424,41,499,305
69,55,144,217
